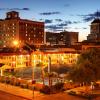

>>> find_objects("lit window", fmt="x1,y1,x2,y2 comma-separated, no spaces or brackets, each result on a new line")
13,27,15,29
8,27,9,30
13,23,15,26
34,28,36,30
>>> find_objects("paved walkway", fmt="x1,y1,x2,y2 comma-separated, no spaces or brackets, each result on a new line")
0,83,44,100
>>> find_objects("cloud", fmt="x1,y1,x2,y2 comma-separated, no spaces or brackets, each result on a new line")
82,27,87,29
45,19,78,32
73,21,81,24
83,16,95,22
39,19,53,24
39,11,61,15
45,21,71,31
74,27,80,29
45,24,71,32
55,19,63,22
45,24,65,32
44,19,53,24
74,27,87,30
64,4,70,7
58,21,72,27
0,8,30,11
46,25,63,30
22,8,30,10
78,11,100,22
44,18,82,32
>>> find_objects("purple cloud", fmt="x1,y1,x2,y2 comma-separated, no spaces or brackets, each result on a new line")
40,11,61,15
0,8,30,11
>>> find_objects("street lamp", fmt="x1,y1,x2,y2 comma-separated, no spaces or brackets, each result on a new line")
13,40,19,47
48,56,52,86
48,56,51,73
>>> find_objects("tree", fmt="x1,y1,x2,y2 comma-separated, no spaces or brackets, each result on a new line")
68,48,100,84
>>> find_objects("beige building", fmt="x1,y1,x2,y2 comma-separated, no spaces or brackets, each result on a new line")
31,49,79,67
0,53,31,69
0,48,79,70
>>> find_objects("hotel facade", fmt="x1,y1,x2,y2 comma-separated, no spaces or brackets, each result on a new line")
0,49,79,70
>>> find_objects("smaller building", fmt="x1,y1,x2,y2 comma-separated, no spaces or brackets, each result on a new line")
60,31,78,46
45,32,60,45
46,31,78,46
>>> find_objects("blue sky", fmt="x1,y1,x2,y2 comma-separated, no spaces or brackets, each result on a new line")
0,0,100,41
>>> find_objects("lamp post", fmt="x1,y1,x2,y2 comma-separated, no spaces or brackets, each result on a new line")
32,55,36,100
13,40,19,47
48,56,51,73
48,56,52,86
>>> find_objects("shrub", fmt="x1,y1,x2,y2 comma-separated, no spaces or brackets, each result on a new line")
0,76,5,83
15,81,20,86
53,82,64,91
40,85,51,94
20,84,28,89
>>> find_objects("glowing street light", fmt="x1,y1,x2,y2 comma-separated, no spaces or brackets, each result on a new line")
13,40,19,47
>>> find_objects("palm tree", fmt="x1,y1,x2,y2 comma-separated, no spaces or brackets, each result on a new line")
36,62,45,85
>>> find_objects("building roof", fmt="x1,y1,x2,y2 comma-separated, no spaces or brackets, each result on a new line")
91,18,100,24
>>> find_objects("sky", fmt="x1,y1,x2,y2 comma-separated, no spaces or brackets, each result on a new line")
0,0,100,41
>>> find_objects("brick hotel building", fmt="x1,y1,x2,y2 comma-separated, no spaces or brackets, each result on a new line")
0,11,44,48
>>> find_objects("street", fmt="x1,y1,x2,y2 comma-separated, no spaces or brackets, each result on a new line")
0,89,100,100
0,90,31,100
0,90,86,100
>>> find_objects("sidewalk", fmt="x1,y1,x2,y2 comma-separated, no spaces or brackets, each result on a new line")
0,83,44,100
65,86,100,96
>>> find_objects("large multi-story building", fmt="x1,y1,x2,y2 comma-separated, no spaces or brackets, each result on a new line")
46,31,78,46
0,11,44,48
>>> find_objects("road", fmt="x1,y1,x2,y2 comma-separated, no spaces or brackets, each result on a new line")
0,90,31,100
0,90,86,100
0,89,100,100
